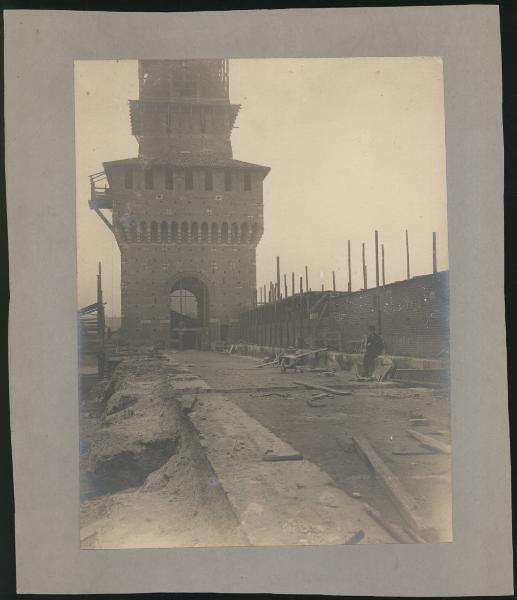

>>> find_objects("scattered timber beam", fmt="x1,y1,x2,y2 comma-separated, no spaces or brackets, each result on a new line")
294,381,352,396
352,434,426,535
288,346,328,359
307,398,327,407
254,359,278,368
363,504,415,544
407,429,451,455
262,452,304,462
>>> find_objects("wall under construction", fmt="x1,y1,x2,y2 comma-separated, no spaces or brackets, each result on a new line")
239,271,449,358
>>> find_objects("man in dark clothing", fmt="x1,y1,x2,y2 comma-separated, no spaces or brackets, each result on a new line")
363,325,384,376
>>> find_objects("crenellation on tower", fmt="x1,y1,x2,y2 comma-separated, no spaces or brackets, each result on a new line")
90,59,269,348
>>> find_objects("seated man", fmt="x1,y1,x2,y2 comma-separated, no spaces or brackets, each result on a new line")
363,325,384,377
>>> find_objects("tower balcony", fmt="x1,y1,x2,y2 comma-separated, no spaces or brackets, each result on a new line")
89,172,113,210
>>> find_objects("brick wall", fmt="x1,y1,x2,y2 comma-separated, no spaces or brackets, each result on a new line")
239,272,449,358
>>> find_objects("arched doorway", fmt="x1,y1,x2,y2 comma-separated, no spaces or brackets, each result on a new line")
169,276,209,350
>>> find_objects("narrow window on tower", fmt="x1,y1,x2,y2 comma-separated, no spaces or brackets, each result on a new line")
145,168,154,190
224,170,232,191
125,168,134,189
244,172,252,192
185,169,194,190
165,168,174,190
205,170,213,191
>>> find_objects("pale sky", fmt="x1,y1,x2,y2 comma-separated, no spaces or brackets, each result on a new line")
75,58,448,317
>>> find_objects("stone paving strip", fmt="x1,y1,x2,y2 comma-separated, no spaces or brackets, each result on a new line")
169,359,394,546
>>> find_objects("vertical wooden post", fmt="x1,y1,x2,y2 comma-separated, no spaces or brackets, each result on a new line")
264,284,267,304
432,232,437,274
347,240,352,292
381,244,386,285
375,230,379,287
97,261,105,378
269,293,273,346
291,272,295,296
332,271,336,292
305,265,309,292
406,229,410,279
275,288,281,346
259,286,263,305
285,296,290,347
254,288,258,343
362,243,367,290
276,256,281,298
299,277,304,343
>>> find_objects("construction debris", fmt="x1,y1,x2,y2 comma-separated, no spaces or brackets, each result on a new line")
254,359,279,369
262,451,304,462
307,398,327,408
407,429,451,455
392,450,436,456
409,418,430,426
294,381,352,396
250,391,290,398
279,347,328,372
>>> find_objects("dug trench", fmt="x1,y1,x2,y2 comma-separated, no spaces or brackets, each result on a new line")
79,353,249,548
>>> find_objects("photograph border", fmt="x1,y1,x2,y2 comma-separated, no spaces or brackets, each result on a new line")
5,6,511,595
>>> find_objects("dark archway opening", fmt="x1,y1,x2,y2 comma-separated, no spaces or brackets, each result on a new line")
170,277,209,350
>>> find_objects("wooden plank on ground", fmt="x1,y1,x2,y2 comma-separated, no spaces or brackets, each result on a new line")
362,504,415,544
407,429,451,455
294,381,352,396
254,360,278,368
352,434,426,535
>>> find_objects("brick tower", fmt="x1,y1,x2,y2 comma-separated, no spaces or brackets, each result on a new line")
89,60,269,348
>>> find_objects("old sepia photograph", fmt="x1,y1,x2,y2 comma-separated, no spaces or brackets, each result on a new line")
76,57,451,549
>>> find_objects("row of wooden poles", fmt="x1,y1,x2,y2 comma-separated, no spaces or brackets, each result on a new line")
256,230,438,306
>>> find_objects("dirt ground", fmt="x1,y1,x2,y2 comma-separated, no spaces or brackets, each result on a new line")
179,350,452,542
79,348,452,547
80,353,248,548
